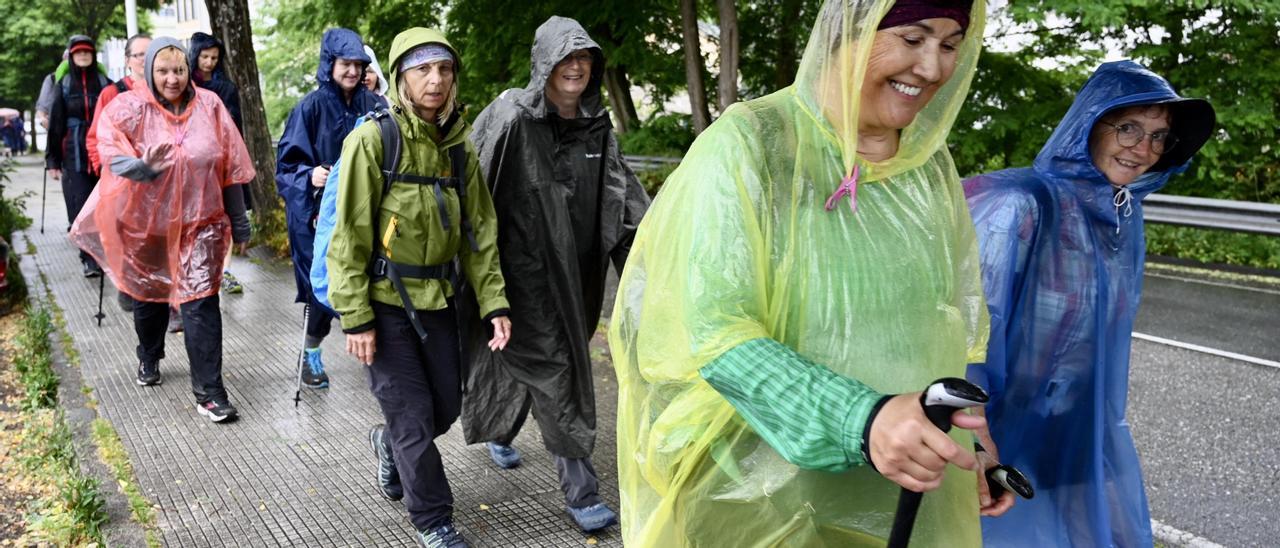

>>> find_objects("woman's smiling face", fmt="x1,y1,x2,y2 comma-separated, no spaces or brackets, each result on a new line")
858,18,964,135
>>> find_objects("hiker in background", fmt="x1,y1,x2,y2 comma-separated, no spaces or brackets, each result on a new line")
276,28,381,389
462,15,649,534
47,34,112,278
190,31,250,296
363,44,390,108
86,33,151,313
326,28,510,548
69,38,253,423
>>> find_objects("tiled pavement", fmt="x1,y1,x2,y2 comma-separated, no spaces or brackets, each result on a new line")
5,155,624,547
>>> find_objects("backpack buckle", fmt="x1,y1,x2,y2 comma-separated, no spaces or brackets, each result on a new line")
370,257,388,278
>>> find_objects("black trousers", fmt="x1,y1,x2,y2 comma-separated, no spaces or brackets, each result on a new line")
132,295,227,403
497,398,602,508
366,301,462,531
305,291,334,341
62,168,98,264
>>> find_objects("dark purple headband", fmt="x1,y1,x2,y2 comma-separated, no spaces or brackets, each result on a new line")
877,0,973,33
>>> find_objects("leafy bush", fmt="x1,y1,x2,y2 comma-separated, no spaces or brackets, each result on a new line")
1146,225,1280,270
618,113,695,158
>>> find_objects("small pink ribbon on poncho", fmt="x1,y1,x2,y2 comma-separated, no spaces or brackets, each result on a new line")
824,165,860,213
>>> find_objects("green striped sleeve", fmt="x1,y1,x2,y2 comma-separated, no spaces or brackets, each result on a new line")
700,337,884,472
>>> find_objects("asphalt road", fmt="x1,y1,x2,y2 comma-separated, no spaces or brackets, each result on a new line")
1130,266,1280,547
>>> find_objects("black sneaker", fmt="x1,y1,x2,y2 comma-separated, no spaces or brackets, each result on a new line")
82,261,103,278
415,523,468,548
136,361,161,386
116,292,135,313
369,424,403,501
196,398,238,423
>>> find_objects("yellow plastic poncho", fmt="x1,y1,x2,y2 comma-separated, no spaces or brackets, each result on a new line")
608,0,989,545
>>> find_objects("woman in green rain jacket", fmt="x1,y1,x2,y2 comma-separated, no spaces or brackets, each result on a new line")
326,28,510,548
609,0,1001,546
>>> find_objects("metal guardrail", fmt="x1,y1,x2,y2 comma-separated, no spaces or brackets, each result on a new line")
1144,194,1280,236
623,155,682,171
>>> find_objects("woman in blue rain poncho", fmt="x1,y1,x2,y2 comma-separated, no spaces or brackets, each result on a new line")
609,1,1000,545
965,60,1216,547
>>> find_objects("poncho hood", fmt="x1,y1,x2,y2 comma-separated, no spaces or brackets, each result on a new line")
518,16,605,119
316,28,372,87
385,27,460,110
1031,59,1216,229
1034,59,1216,189
188,32,230,83
793,0,985,182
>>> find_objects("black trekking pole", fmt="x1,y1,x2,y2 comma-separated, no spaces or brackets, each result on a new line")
93,271,106,326
39,168,47,233
975,444,1035,501
293,304,310,407
886,378,989,548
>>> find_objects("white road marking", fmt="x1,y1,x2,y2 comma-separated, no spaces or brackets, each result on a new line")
1152,519,1225,548
1132,332,1280,370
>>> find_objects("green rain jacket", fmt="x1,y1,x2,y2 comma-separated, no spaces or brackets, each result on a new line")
327,28,508,331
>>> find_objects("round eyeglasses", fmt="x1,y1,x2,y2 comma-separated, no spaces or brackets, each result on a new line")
1099,121,1178,154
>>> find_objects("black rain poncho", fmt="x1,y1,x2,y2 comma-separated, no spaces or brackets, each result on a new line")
461,16,650,458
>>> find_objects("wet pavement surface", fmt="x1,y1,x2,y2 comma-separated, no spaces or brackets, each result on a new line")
6,155,622,547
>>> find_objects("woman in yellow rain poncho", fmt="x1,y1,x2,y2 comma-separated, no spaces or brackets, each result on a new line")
609,1,999,545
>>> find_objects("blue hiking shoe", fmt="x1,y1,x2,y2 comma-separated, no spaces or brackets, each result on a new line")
486,442,522,469
369,424,403,501
566,502,618,532
301,348,329,388
415,522,468,548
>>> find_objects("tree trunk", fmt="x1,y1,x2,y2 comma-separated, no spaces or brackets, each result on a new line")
680,0,711,134
716,0,739,111
773,0,804,91
205,0,280,229
604,65,639,134
28,110,39,153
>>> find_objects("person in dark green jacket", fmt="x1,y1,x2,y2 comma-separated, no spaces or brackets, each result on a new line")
326,28,511,548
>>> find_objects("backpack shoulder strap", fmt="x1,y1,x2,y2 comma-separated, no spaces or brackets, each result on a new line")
371,108,402,198
448,143,479,252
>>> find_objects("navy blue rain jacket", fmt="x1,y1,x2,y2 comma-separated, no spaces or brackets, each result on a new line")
964,60,1214,547
188,32,243,131
275,28,377,302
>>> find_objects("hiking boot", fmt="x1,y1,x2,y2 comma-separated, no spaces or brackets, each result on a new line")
300,348,330,388
196,398,238,423
486,442,522,469
415,523,468,548
369,424,403,501
116,292,134,313
136,361,161,386
166,308,183,333
566,502,618,532
221,270,243,294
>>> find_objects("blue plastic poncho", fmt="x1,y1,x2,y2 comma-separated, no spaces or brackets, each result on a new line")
275,28,379,302
965,60,1214,547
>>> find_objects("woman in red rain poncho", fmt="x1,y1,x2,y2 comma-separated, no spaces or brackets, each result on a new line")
71,37,254,423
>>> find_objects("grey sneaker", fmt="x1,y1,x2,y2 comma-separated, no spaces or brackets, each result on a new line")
196,398,238,423
369,424,403,501
416,523,468,548
486,442,521,469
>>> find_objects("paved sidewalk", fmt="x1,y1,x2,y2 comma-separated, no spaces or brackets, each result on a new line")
5,155,624,547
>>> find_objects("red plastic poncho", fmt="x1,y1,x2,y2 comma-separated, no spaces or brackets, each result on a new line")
71,86,254,304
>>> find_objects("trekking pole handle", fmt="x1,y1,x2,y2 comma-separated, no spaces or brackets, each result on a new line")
886,378,989,548
974,444,1035,500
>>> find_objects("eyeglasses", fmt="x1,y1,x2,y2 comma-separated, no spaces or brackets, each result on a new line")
128,53,146,59
557,51,593,67
1099,121,1178,154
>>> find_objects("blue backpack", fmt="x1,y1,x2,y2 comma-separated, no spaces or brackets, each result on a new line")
310,108,476,340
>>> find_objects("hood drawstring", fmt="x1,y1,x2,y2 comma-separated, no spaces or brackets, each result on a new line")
1112,184,1133,234
825,165,860,214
